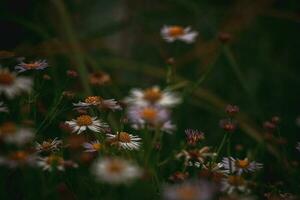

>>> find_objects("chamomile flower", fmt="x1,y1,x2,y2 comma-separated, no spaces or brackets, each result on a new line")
176,147,217,167
0,122,34,146
127,105,175,133
107,131,141,150
161,25,198,43
297,142,300,152
73,96,121,111
0,151,37,168
65,115,108,134
0,101,8,112
92,157,142,184
35,138,62,153
221,175,248,194
221,157,263,175
83,140,102,152
15,59,48,73
163,180,216,200
125,86,181,108
37,155,78,171
0,68,32,98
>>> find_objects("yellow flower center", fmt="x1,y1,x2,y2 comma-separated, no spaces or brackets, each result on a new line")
0,71,15,85
235,159,250,169
92,143,101,151
107,160,124,174
143,88,162,103
9,151,28,161
228,175,245,186
140,107,157,122
24,63,40,69
76,115,93,126
0,122,17,136
168,26,185,37
84,96,102,104
46,155,63,165
117,132,131,143
177,186,197,200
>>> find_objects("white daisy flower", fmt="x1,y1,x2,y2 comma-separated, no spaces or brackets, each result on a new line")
221,175,249,194
127,105,175,133
0,101,8,112
0,122,34,146
163,180,216,200
91,157,142,184
125,86,181,108
176,147,217,168
107,131,141,150
65,115,108,134
0,151,37,168
83,140,102,152
35,138,62,153
221,157,263,175
15,59,48,73
161,25,198,43
37,155,78,171
0,68,32,98
73,96,122,111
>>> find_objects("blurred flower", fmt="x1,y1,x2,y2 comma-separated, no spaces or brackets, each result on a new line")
169,171,189,182
127,105,175,133
37,155,78,171
92,157,142,184
221,175,248,194
66,70,78,78
185,129,205,145
125,86,181,108
221,157,263,175
0,122,34,146
218,32,232,43
15,59,48,73
176,147,216,167
107,131,141,150
220,119,237,132
163,180,216,200
89,71,111,86
66,135,86,150
0,68,32,98
35,138,62,153
65,115,108,134
0,101,8,112
296,116,300,127
200,163,226,183
265,192,298,200
82,140,102,152
62,91,76,99
42,74,51,80
73,96,122,111
271,116,280,124
0,151,37,168
161,25,198,43
225,104,239,116
263,121,276,131
296,142,300,152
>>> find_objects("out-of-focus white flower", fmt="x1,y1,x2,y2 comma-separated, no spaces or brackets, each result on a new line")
0,68,32,98
127,105,175,133
125,86,181,108
221,157,263,175
37,155,78,171
0,122,34,146
163,180,216,200
296,142,300,152
83,140,102,152
35,138,62,153
0,151,37,168
107,131,141,150
65,115,108,134
161,25,198,43
0,101,8,113
221,175,248,194
73,96,122,111
91,157,142,184
15,59,48,73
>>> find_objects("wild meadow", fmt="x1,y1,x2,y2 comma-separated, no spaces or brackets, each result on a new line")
0,0,300,199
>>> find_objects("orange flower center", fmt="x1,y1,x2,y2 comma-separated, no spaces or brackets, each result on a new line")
235,159,250,169
41,142,52,150
143,88,162,103
76,115,93,126
168,26,185,37
9,151,28,161
140,107,157,122
24,63,40,69
46,155,63,165
228,175,245,186
92,143,101,151
84,96,102,104
0,72,15,85
0,122,17,135
117,132,131,143
107,160,124,174
177,186,197,200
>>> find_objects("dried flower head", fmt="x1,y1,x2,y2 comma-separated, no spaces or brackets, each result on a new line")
185,129,205,145
161,25,198,43
89,71,111,86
